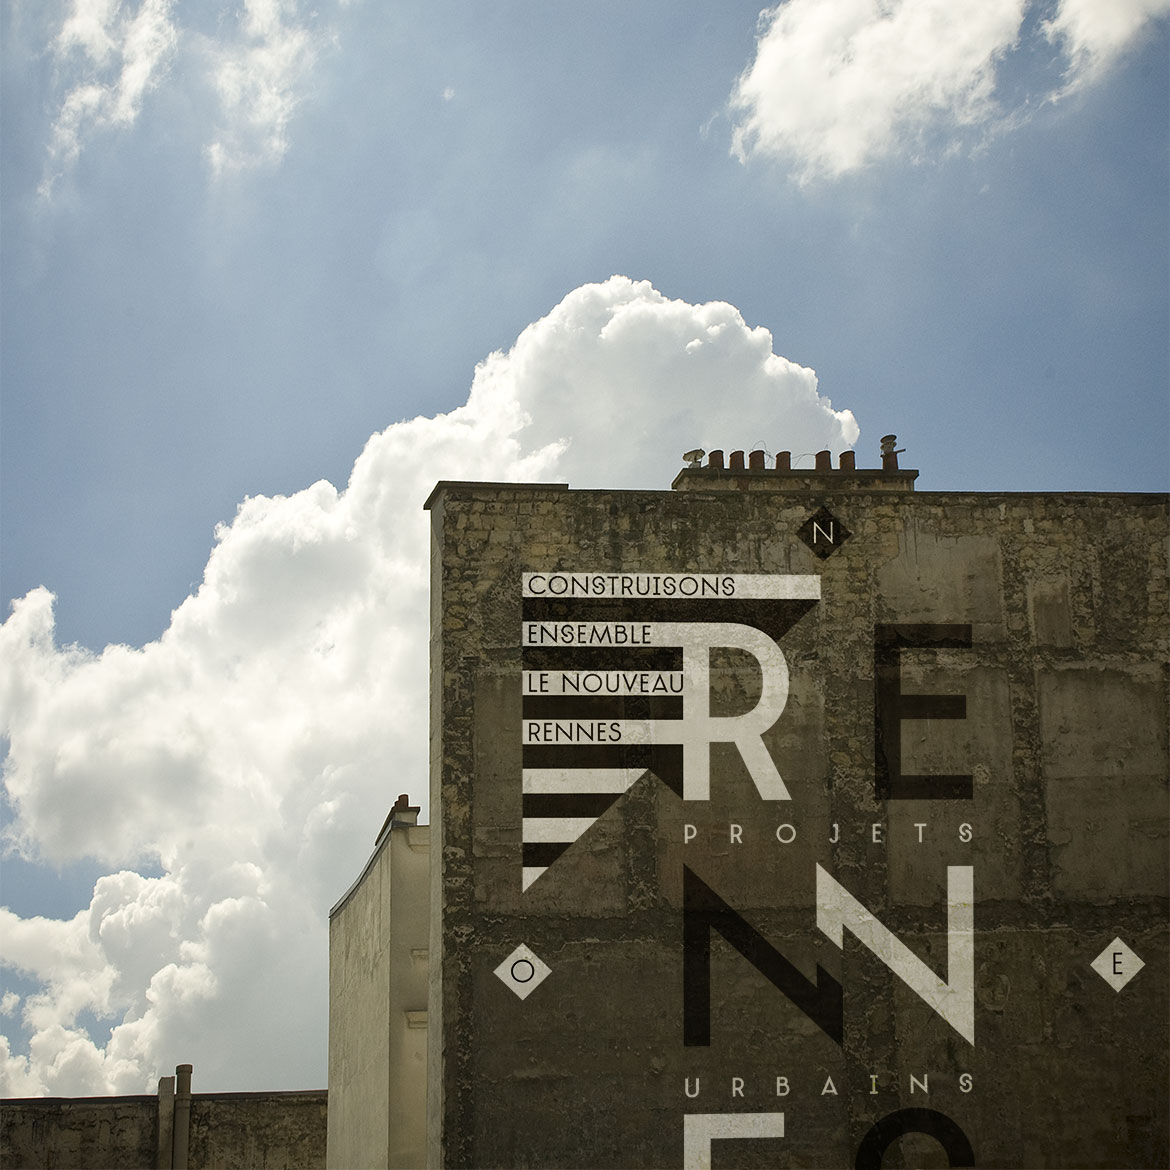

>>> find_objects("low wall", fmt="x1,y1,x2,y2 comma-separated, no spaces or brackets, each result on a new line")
189,1092,328,1170
0,1096,157,1170
1,1084,327,1170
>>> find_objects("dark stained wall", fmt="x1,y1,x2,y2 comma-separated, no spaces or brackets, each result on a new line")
426,480,1168,1169
2,1090,327,1170
1,1096,157,1170
188,1092,327,1170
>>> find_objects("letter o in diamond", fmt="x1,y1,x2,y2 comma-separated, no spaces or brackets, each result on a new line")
495,944,552,1000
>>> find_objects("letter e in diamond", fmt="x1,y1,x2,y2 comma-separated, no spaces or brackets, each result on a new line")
1091,937,1144,991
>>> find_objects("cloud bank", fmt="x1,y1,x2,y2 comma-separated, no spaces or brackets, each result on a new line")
730,0,1170,181
0,277,858,1094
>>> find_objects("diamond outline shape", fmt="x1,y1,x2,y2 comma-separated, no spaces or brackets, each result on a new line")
494,943,552,1000
798,506,852,559
1091,937,1145,991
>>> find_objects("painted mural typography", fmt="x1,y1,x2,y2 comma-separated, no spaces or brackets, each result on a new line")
516,570,979,1164
519,572,819,889
517,571,975,1046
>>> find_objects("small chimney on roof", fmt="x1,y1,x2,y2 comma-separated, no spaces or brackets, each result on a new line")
375,793,420,842
880,434,905,471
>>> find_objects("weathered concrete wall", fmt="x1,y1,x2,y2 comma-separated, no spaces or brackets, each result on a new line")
1,1090,326,1169
327,816,429,1170
188,1092,327,1169
1,1095,157,1169
426,480,1168,1169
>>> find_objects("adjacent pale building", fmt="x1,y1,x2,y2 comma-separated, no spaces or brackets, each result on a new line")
327,796,429,1170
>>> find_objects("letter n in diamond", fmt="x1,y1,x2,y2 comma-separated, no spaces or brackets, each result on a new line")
798,507,851,559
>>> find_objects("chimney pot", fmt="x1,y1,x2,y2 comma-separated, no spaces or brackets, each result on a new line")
814,450,832,471
839,450,856,471
776,451,792,471
748,450,765,471
707,449,724,470
729,450,745,471
880,434,903,471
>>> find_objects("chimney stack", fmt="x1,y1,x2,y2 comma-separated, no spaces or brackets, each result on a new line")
880,434,905,471
672,433,916,493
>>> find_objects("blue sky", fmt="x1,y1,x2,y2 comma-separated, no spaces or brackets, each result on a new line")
1,0,1167,1094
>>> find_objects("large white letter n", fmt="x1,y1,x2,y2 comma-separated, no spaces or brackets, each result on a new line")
816,864,974,1045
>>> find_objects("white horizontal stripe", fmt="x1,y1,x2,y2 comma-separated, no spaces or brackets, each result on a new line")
522,670,683,696
523,622,654,647
522,619,811,651
522,720,625,745
523,768,646,793
523,720,667,746
523,817,597,842
522,572,820,600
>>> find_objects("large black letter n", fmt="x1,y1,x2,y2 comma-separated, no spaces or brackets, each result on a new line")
683,866,842,1047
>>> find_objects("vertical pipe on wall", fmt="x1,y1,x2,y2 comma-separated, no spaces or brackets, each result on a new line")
173,1064,192,1170
157,1076,175,1169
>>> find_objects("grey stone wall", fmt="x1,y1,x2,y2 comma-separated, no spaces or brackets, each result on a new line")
1,1096,157,1170
426,481,1168,1169
188,1092,327,1170
1,1089,326,1169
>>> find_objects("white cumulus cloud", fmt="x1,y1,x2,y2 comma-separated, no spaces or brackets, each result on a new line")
0,277,858,1094
730,0,1170,182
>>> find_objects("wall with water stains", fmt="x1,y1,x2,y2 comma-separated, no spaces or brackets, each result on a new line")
425,468,1167,1169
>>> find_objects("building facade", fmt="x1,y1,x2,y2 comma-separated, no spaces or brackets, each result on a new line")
416,448,1168,1168
328,798,429,1169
